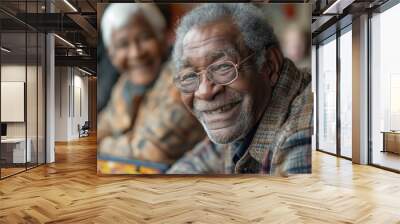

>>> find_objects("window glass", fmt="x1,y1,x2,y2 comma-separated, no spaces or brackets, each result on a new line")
317,36,337,154
339,28,352,158
371,3,400,171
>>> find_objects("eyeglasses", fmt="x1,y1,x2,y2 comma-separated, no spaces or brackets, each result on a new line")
174,52,256,93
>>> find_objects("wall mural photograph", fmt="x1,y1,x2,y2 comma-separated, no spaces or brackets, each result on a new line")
97,3,312,175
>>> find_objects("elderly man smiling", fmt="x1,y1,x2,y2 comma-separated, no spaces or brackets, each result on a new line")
168,3,313,175
97,3,204,173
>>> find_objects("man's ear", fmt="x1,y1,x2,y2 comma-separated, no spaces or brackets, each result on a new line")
262,46,283,87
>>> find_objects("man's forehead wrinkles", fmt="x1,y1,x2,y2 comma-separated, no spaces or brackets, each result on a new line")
183,35,230,50
184,46,232,58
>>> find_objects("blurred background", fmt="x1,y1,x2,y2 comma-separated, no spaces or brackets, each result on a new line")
97,3,311,112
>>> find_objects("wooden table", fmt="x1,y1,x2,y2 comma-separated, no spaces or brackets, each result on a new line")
381,131,400,154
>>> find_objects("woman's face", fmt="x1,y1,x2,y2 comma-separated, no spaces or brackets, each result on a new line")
109,14,164,86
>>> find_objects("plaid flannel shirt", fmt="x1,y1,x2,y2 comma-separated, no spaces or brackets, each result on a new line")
98,62,205,166
167,59,313,175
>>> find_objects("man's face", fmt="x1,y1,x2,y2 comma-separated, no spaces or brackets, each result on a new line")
109,14,163,85
179,19,271,144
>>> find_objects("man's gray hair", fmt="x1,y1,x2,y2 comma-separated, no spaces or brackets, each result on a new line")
101,3,166,48
172,3,279,72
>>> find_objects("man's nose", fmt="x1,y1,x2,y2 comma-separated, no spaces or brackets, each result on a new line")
194,75,223,100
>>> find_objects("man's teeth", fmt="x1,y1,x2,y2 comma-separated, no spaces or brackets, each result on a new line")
205,102,238,114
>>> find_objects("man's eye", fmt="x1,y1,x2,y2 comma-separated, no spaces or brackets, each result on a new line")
181,73,198,83
213,63,233,73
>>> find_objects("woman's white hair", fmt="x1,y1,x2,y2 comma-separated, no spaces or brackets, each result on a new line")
101,3,166,48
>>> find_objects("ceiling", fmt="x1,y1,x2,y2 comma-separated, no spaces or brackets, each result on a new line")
1,0,393,75
0,0,97,74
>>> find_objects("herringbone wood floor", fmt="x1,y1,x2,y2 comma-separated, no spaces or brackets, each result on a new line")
0,135,399,224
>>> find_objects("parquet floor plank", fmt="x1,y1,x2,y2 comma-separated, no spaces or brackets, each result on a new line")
0,135,399,223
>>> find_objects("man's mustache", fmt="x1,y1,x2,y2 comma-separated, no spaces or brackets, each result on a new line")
193,90,243,112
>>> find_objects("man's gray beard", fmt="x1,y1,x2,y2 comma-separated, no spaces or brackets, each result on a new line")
198,101,254,145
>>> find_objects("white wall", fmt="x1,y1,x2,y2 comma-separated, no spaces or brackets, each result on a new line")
1,65,26,138
1,65,38,138
1,64,46,164
1,82,25,122
72,73,89,138
55,67,69,141
54,67,89,141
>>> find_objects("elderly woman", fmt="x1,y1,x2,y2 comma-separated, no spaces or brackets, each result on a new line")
97,3,204,173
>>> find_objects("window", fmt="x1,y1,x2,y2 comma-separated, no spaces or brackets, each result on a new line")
339,27,352,158
317,35,337,154
0,1,47,179
370,2,400,171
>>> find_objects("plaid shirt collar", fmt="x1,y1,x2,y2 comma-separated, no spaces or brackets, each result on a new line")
232,120,259,165
245,58,304,164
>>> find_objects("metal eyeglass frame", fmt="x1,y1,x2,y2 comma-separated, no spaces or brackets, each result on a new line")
174,51,256,93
